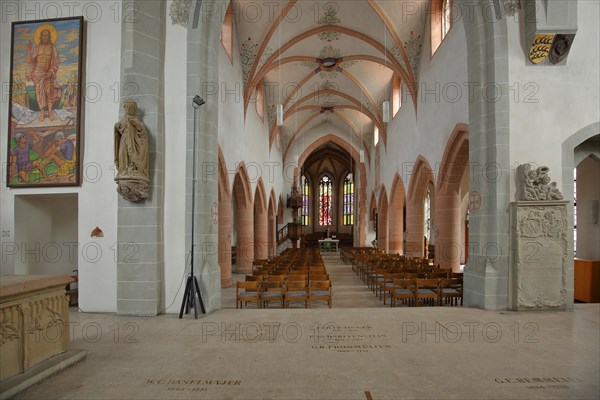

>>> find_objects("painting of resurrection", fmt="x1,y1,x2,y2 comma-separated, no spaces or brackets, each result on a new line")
7,17,84,187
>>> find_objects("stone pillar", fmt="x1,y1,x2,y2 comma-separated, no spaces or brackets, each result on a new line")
236,205,254,274
268,211,276,258
185,0,223,312
388,204,404,254
406,201,424,257
378,205,389,253
254,207,268,260
435,192,463,271
510,201,569,310
218,195,233,287
117,0,165,316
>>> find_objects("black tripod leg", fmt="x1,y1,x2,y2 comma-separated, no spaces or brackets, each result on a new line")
179,277,191,318
193,277,206,314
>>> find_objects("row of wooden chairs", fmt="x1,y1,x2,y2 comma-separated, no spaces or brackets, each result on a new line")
390,277,463,307
236,280,333,308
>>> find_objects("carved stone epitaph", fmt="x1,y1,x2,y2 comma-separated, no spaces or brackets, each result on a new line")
516,163,563,201
511,202,568,310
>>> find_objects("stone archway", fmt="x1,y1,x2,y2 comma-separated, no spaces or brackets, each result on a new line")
378,186,389,252
253,178,268,261
406,156,435,258
436,124,469,271
268,190,277,258
389,173,406,255
232,162,254,274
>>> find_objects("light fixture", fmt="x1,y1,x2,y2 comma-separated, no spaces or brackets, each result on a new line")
360,150,365,163
294,154,299,166
277,104,283,126
382,100,390,123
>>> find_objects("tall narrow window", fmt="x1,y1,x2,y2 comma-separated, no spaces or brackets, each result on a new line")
392,75,401,117
343,173,354,225
255,80,264,121
319,175,333,226
441,0,452,40
301,174,310,226
424,188,431,241
374,126,380,146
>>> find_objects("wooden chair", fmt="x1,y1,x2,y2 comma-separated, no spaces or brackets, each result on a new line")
391,278,416,308
309,273,330,281
415,278,440,306
259,281,284,308
267,274,286,283
284,281,308,308
438,278,463,306
308,280,333,308
236,281,260,309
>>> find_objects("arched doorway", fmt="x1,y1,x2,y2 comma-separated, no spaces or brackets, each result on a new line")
406,156,435,258
232,162,253,274
389,174,406,254
253,178,268,261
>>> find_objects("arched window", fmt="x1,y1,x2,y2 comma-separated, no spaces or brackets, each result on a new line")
319,175,333,226
343,173,354,225
431,0,453,55
392,75,401,117
424,188,431,241
441,0,452,40
301,174,310,226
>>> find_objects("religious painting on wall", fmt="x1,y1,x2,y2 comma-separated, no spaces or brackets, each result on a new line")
7,17,84,187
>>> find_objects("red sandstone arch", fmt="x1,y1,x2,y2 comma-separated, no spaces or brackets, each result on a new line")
435,124,469,271
253,178,268,261
378,186,389,252
218,146,233,287
297,134,368,246
406,156,435,257
232,162,254,273
268,189,277,258
389,173,406,255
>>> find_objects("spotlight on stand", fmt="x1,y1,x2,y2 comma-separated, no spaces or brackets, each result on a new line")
276,104,283,126
382,100,390,123
179,94,207,319
193,95,205,108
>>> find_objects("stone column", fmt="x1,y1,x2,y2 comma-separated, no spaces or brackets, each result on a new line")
185,0,223,312
254,207,268,260
117,0,165,316
236,205,254,274
218,195,232,287
435,192,463,271
405,201,424,257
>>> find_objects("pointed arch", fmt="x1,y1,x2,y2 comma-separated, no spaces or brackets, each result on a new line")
232,161,254,273
436,124,470,271
406,156,435,257
378,186,389,252
389,173,406,254
253,178,268,260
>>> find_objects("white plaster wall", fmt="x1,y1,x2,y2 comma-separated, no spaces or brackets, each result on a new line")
0,0,121,312
378,15,469,204
507,0,600,196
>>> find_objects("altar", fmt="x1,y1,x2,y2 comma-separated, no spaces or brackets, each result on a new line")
318,239,339,253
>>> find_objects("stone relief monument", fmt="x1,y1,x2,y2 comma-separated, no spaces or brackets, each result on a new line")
516,163,563,201
114,100,149,201
511,164,568,310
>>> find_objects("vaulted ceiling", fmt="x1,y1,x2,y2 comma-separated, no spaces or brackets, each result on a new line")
236,0,427,159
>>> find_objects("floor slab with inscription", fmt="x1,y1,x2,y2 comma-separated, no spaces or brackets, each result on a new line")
10,304,599,399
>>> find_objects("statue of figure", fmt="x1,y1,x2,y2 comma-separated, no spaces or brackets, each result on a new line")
516,163,563,201
114,100,149,201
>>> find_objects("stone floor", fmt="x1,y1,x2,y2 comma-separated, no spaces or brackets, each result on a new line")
10,255,600,400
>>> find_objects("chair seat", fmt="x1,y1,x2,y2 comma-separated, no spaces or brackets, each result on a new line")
442,288,460,294
394,289,412,295
418,288,436,294
311,291,331,297
286,291,307,297
261,292,283,298
239,292,257,299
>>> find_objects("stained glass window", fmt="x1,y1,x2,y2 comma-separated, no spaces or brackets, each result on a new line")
343,173,354,225
442,0,452,40
424,188,431,241
301,175,309,226
319,175,333,226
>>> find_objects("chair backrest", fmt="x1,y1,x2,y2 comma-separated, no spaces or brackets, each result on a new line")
288,274,307,282
416,278,439,289
260,281,283,291
440,277,463,288
286,281,306,291
310,280,331,290
237,281,259,290
309,274,330,281
245,275,262,282
267,274,286,282
393,278,416,289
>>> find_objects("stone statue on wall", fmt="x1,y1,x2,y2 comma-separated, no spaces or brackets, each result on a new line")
516,163,563,201
114,100,149,201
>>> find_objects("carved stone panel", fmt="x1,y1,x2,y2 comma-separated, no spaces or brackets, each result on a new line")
511,201,569,310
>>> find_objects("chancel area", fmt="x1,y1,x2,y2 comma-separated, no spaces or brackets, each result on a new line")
0,0,599,399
